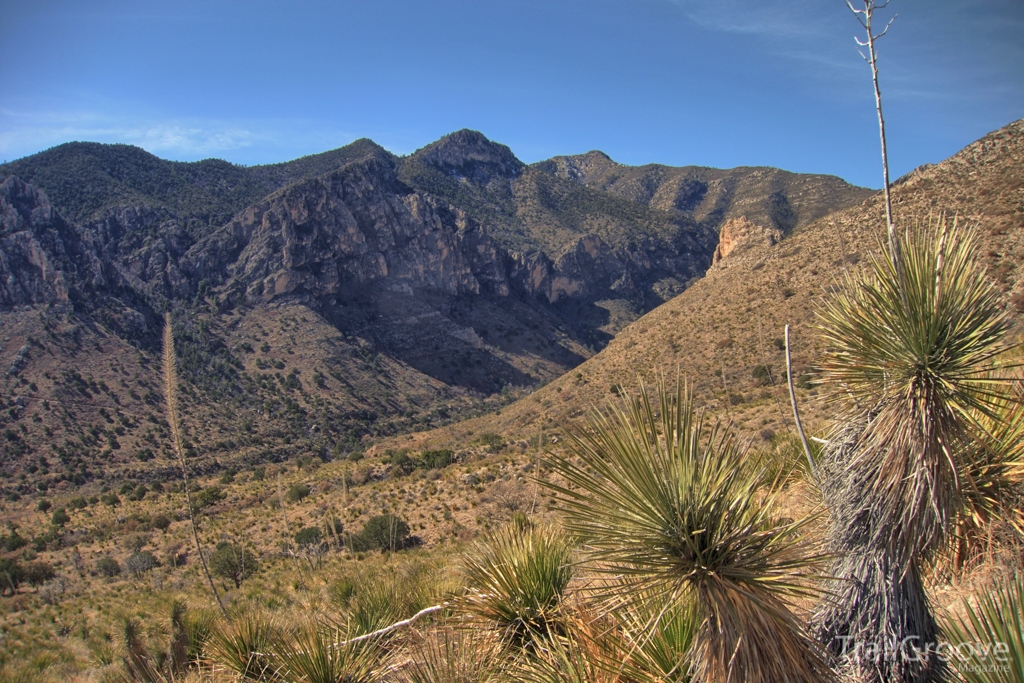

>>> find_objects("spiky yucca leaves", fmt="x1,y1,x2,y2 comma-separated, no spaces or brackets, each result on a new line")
614,591,697,683
817,216,1012,563
949,370,1024,570
545,379,830,683
273,621,384,683
118,617,166,683
942,575,1024,683
206,610,281,681
401,627,506,683
458,522,573,649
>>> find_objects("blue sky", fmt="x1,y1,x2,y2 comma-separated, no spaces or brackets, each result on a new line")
1,0,1021,189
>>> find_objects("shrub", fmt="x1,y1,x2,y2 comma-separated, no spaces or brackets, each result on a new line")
152,514,172,532
752,364,772,386
294,527,323,548
421,449,454,469
193,486,225,509
348,514,410,552
51,508,70,527
68,496,88,510
97,556,121,577
285,483,310,503
125,551,158,577
209,542,258,588
2,531,27,552
37,499,51,513
0,558,24,595
23,561,56,586
101,492,121,507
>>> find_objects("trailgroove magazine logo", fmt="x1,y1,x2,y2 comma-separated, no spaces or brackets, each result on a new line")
835,636,1011,673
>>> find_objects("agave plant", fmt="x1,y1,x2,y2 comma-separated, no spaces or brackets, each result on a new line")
942,575,1024,683
458,521,573,649
545,379,830,683
814,216,1015,682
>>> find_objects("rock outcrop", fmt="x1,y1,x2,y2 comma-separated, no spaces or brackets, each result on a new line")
712,216,783,264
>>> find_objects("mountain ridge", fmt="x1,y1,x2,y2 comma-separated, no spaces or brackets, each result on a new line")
0,129,875,492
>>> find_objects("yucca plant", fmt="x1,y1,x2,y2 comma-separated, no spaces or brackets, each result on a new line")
348,563,442,638
273,620,385,683
545,379,830,683
942,575,1024,683
458,521,573,649
206,610,280,681
814,216,1015,682
401,627,506,683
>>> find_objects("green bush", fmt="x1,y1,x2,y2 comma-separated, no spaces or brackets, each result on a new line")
348,514,411,552
752,364,772,386
97,556,121,577
294,527,323,548
37,499,51,513
152,514,172,532
194,486,226,509
23,561,55,586
51,508,70,527
209,542,259,588
1,531,27,552
421,449,454,469
285,483,310,503
0,558,24,594
125,551,158,577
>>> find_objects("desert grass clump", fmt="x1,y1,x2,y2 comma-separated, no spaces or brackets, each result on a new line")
545,379,830,683
458,521,573,649
942,574,1024,683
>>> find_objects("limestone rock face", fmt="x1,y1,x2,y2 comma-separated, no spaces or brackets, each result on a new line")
712,216,783,264
184,153,511,304
0,175,88,308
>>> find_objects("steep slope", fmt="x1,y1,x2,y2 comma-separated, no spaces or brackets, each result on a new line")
391,118,1024,452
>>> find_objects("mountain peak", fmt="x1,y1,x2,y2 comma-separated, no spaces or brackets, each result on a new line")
408,129,525,184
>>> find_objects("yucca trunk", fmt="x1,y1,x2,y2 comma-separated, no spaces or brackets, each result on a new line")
814,426,942,683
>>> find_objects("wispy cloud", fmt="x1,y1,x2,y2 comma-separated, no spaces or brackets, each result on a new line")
0,109,267,162
667,0,833,40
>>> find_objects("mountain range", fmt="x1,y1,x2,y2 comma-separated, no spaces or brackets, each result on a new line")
0,130,872,492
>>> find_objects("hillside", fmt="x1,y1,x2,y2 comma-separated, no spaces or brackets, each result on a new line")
389,117,1024,453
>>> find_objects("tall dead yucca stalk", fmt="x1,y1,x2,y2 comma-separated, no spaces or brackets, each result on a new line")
164,312,227,618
